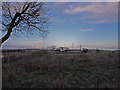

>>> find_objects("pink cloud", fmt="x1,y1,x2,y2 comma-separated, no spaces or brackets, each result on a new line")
32,46,44,49
89,18,116,24
53,2,68,7
63,2,118,22
2,40,49,49
46,2,68,8
93,19,112,23
4,40,48,45
23,40,48,45
81,43,118,50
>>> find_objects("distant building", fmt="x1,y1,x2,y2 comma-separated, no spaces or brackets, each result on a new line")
57,47,69,52
47,45,56,50
82,48,89,53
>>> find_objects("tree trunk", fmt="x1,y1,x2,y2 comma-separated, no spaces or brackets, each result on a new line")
0,13,21,47
0,28,12,47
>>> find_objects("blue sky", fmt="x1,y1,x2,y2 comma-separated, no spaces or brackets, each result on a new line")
2,2,118,50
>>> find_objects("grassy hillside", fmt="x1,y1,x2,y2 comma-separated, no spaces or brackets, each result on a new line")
2,49,120,88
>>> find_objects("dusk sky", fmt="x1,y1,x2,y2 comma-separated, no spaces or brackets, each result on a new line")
1,2,118,50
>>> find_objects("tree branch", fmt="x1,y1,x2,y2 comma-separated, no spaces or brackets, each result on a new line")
1,2,49,46
21,3,29,14
7,6,13,20
1,12,21,44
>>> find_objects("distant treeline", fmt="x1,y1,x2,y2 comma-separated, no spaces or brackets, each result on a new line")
2,48,119,53
2,49,26,53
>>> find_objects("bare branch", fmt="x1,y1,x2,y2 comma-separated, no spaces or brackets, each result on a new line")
22,2,29,11
7,6,13,20
2,22,8,26
21,3,29,14
1,2,49,45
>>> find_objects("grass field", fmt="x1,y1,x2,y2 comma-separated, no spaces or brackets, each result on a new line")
2,49,120,88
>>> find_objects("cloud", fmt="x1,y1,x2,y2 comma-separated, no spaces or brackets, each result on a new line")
81,43,119,50
45,2,68,8
51,17,66,23
2,40,49,49
78,29,96,32
2,44,32,49
63,2,117,22
92,19,114,24
88,18,116,24
67,43,118,50
3,40,48,45
51,2,68,7
23,40,48,45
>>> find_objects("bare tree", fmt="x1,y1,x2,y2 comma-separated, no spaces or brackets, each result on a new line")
0,2,49,47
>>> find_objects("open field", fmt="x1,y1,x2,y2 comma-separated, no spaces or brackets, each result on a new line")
2,49,120,88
